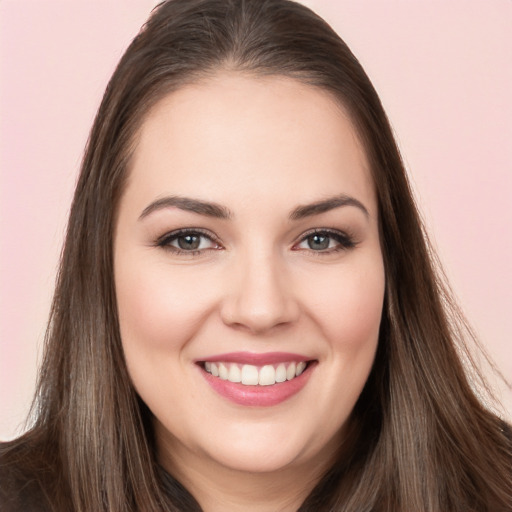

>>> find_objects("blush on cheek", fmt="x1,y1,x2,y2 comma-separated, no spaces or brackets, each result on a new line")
116,267,219,353
316,272,384,351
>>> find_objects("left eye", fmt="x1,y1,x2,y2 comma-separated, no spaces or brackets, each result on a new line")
295,231,354,252
158,230,220,252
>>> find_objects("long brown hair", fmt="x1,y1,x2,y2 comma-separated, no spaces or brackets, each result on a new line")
1,1,510,511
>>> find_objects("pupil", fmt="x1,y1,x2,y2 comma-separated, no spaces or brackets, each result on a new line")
178,234,200,250
308,234,329,250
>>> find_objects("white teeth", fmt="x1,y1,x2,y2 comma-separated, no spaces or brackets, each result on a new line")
228,364,241,383
275,363,287,383
259,365,276,386
218,363,228,380
204,361,309,386
241,365,259,385
296,361,306,376
286,362,296,380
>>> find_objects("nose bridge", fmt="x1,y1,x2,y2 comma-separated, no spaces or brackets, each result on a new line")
221,245,298,333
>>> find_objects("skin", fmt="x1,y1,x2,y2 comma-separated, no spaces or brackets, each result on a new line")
114,73,385,511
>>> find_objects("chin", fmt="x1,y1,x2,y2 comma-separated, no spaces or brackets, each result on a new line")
196,421,340,475
203,441,307,474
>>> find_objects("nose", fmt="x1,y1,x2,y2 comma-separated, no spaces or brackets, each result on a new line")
220,250,300,334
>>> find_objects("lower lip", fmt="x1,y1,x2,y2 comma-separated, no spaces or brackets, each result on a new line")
199,363,315,407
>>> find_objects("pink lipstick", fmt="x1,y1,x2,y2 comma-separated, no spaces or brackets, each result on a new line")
196,352,316,406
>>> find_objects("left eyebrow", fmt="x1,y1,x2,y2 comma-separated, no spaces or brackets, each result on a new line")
289,194,370,220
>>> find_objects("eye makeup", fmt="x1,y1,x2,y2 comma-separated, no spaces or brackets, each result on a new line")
292,228,357,254
155,228,223,256
153,226,358,257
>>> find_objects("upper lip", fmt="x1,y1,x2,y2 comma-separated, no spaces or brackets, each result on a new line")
196,351,312,365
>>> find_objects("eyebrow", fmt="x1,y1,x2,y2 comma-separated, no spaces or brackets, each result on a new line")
139,196,233,220
139,193,369,221
289,194,369,220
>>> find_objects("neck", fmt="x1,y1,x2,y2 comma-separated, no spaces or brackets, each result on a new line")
156,427,343,512
168,461,315,511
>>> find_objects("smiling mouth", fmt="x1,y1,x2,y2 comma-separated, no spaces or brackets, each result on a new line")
199,361,313,386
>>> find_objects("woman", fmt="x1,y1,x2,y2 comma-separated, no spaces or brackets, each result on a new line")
1,0,510,510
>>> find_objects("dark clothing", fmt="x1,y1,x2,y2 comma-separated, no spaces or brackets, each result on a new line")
2,423,512,511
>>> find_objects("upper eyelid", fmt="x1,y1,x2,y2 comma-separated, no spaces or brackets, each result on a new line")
295,227,352,241
298,227,345,236
155,227,354,249
293,228,356,250
156,228,221,246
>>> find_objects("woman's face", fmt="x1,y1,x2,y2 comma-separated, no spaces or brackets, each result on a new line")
114,73,385,479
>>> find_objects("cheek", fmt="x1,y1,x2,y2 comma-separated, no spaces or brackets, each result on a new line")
303,257,385,429
301,259,385,352
341,271,384,345
115,257,219,354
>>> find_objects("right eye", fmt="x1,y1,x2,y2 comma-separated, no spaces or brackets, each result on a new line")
157,229,222,254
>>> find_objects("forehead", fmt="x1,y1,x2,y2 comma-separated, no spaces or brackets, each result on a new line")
126,73,376,216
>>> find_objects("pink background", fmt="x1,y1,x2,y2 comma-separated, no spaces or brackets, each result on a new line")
1,0,510,440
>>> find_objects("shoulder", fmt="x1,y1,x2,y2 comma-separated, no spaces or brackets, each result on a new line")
0,436,55,512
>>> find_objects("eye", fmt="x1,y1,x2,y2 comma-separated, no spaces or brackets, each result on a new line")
157,229,221,254
294,229,355,253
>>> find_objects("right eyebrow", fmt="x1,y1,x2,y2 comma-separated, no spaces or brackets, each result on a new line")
138,196,233,221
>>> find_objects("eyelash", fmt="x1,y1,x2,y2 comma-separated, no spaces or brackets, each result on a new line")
156,228,222,256
292,228,357,254
155,228,356,256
